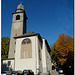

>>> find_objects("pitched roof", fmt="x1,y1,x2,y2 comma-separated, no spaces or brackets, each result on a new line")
14,32,51,52
14,32,40,39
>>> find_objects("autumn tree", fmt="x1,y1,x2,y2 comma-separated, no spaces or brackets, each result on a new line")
1,37,10,68
55,33,74,66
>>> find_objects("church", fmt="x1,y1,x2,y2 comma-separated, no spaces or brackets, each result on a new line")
2,3,52,75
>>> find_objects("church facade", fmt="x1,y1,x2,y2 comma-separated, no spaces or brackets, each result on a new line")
2,3,52,75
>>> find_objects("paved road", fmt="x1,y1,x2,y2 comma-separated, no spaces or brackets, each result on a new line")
51,71,64,75
51,70,73,75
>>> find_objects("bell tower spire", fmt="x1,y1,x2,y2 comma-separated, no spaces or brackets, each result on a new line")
20,1,22,4
8,3,27,58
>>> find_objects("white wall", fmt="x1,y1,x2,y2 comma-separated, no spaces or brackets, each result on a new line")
41,38,52,74
14,35,52,75
41,39,47,73
38,37,43,73
45,42,52,73
15,36,39,74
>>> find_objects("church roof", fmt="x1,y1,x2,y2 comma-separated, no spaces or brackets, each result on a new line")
14,32,51,52
14,32,40,38
16,2,25,10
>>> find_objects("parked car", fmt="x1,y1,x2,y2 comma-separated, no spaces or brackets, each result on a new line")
58,68,63,74
1,71,11,75
11,71,18,75
1,71,7,75
28,70,34,75
17,70,22,75
22,70,28,75
22,70,34,75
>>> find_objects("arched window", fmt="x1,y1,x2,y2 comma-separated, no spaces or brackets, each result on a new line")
16,15,20,20
21,38,32,59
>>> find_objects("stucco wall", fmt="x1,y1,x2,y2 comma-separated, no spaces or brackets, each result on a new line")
41,39,52,73
38,37,43,73
41,39,47,73
45,42,52,73
15,36,39,74
14,35,51,75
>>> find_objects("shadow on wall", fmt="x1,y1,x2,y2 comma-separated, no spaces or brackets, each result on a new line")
2,63,12,71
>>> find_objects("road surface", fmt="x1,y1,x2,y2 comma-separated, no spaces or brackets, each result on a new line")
50,70,73,75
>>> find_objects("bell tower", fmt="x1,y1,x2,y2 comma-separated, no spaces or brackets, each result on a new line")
8,3,27,58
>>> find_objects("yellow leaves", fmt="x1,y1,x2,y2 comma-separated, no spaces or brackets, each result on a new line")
55,33,74,65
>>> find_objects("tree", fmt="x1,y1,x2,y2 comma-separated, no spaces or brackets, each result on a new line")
1,37,10,68
55,33,74,67
51,44,56,63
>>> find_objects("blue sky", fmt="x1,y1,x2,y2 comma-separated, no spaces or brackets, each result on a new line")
1,0,74,45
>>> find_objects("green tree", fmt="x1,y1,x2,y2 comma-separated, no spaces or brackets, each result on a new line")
51,44,56,64
1,37,10,68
